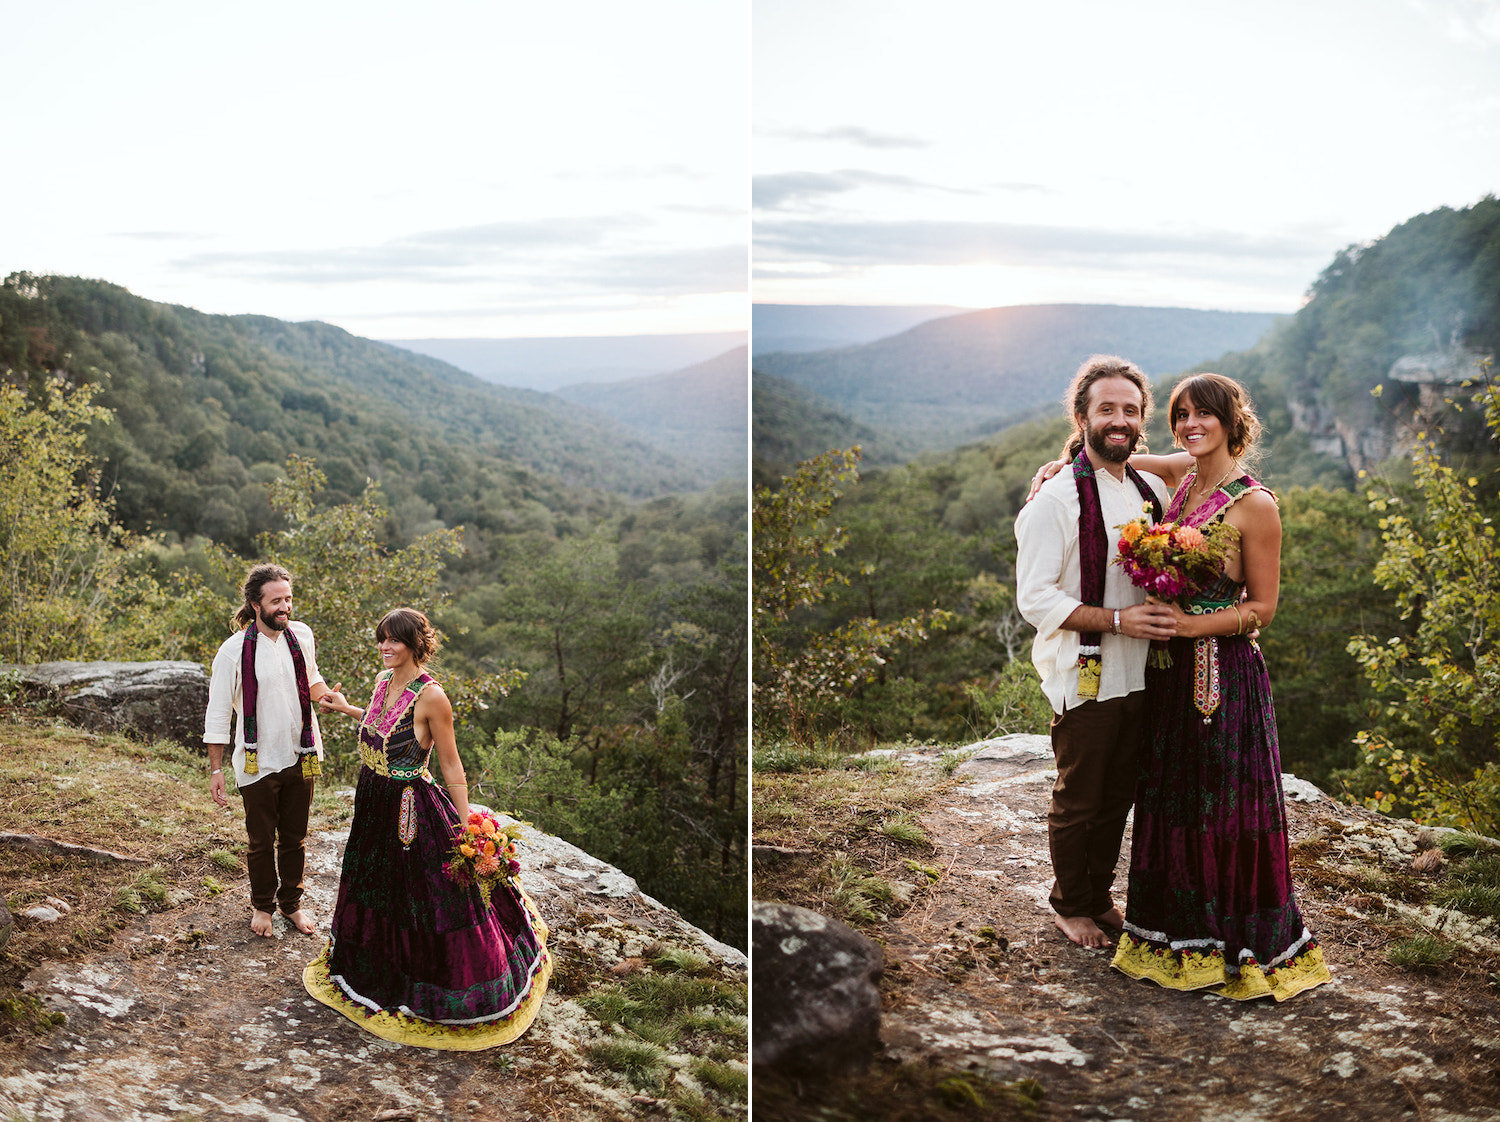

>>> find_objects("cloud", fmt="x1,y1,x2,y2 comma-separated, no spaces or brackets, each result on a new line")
113,231,213,242
753,169,969,211
753,218,1337,272
765,125,930,150
171,220,744,296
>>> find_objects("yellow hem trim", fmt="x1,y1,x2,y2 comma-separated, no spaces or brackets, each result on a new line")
303,891,551,1050
1111,931,1332,1003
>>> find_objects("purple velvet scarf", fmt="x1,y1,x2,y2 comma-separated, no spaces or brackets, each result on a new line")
240,623,318,777
1073,450,1162,698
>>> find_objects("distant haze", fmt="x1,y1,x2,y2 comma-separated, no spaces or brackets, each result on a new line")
382,332,748,392
753,303,970,354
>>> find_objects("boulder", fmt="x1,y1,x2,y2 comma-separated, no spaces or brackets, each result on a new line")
751,900,883,1075
2,661,209,751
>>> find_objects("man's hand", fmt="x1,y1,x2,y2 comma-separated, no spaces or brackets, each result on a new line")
209,768,229,808
1119,601,1177,641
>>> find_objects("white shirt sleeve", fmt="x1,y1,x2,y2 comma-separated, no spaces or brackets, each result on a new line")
1015,488,1083,641
203,637,239,745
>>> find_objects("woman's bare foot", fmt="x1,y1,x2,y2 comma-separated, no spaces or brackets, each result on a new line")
1095,906,1125,931
251,910,275,937
283,909,316,935
1055,914,1112,948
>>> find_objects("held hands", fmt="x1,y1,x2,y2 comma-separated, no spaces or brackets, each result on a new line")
317,683,361,718
1121,600,1177,641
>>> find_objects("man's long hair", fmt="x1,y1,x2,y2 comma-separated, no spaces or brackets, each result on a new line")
235,563,293,630
1060,354,1153,460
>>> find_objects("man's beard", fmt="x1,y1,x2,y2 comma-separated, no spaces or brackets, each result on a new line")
1086,422,1139,464
257,607,290,632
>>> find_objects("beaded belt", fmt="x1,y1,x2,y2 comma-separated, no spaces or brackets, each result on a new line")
359,739,432,781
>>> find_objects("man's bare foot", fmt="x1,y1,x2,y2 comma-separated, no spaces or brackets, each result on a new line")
1095,906,1124,931
251,910,275,937
1055,914,1112,948
283,909,316,935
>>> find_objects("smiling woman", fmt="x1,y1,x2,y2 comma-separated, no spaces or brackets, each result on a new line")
305,607,552,1050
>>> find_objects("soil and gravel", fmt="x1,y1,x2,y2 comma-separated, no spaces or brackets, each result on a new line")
755,734,1500,1122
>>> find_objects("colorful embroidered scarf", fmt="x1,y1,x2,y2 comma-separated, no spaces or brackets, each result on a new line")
240,623,320,778
1073,450,1163,699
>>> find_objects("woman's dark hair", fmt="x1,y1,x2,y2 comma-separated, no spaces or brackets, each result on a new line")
1061,354,1153,460
235,563,293,629
375,607,439,666
1168,373,1262,461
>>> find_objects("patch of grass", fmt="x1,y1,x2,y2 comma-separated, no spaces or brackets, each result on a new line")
653,947,713,975
879,811,930,848
938,747,977,775
584,1037,669,1091
1436,832,1500,857
1434,884,1500,920
905,859,943,882
1386,934,1458,971
1447,854,1500,888
691,1058,747,1101
829,858,913,925
208,849,241,872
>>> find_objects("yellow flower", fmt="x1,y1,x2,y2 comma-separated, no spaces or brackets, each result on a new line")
459,843,476,858
1120,521,1144,545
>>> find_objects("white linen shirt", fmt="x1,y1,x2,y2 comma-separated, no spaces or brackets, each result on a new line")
1014,465,1170,714
203,620,325,787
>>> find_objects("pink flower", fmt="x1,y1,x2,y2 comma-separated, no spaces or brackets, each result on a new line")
1173,525,1207,551
476,854,501,877
508,859,521,876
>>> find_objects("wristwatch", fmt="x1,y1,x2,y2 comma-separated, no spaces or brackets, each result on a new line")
1112,609,1121,635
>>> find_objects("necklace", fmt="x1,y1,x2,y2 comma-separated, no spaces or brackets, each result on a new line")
1187,463,1237,508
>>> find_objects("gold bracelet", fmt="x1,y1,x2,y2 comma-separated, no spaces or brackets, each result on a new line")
444,782,468,788
1231,603,1246,636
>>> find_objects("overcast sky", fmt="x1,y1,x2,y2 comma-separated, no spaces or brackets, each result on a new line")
754,0,1500,313
2,0,748,339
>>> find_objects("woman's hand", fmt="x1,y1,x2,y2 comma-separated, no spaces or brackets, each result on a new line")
1122,600,1178,640
317,684,362,719
1026,458,1069,501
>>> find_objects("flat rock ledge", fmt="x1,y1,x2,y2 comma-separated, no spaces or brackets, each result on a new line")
0,795,746,1122
817,733,1500,1121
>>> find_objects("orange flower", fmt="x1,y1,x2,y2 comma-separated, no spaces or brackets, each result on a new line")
482,839,496,856
459,843,476,858
1174,525,1207,550
480,817,497,836
1120,521,1144,544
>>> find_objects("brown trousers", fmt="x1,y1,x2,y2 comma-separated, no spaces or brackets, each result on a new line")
1047,691,1146,918
240,762,315,915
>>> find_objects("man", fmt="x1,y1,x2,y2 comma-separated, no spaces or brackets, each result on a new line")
205,564,336,937
1015,355,1177,949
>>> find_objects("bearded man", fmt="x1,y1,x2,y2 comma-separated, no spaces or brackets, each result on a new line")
204,563,337,937
1014,355,1177,949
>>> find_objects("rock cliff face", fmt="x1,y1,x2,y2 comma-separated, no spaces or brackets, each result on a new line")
1284,348,1489,474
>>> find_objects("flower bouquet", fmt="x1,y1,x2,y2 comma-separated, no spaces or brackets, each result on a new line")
444,810,524,908
1114,504,1240,604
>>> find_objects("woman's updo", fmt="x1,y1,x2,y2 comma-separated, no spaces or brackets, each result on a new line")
1168,373,1262,460
375,607,439,665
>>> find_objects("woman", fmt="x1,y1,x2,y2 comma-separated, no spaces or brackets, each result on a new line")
1033,373,1331,1000
304,607,551,1047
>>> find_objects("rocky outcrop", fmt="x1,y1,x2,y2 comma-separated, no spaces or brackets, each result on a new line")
1,661,208,750
3,802,747,1121
752,900,883,1075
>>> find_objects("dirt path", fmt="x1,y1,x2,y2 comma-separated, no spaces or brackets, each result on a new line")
0,794,747,1122
869,735,1500,1121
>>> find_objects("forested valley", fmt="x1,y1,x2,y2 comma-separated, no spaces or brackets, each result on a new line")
0,273,747,948
754,195,1500,838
